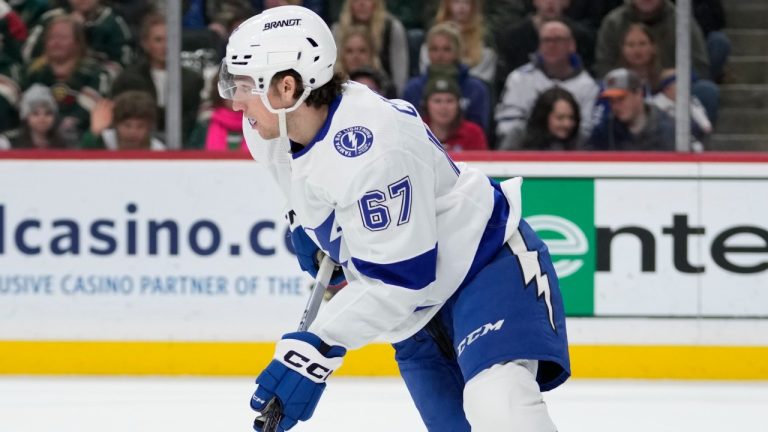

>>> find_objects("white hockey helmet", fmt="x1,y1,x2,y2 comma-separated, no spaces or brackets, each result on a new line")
218,5,337,106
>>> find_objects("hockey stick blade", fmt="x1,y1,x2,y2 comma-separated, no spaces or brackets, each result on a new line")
255,255,336,432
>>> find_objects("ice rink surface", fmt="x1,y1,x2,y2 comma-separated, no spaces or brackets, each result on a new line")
2,376,767,431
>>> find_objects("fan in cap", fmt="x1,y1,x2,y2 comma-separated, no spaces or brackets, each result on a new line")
600,68,643,99
587,67,676,151
422,69,488,151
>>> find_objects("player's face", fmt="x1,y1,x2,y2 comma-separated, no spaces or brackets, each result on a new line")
428,34,459,66
427,92,460,126
231,82,281,140
622,26,655,69
547,99,576,140
142,23,167,65
343,34,373,72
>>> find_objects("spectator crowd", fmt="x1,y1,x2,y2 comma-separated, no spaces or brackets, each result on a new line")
0,0,732,152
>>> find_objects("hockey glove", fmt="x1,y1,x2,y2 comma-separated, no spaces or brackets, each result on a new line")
251,332,346,431
289,225,345,286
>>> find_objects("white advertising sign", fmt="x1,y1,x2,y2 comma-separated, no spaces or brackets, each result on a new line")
0,161,311,341
595,179,768,316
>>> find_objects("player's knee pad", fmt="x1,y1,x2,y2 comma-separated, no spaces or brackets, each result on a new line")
463,360,557,432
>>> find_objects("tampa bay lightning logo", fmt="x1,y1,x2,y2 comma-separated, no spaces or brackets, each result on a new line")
333,126,374,158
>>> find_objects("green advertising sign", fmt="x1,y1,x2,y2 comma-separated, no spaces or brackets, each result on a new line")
521,179,595,317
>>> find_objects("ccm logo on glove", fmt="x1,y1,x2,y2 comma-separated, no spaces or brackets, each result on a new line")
273,334,345,384
283,350,334,381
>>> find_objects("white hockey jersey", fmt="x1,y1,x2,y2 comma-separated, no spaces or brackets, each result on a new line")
245,82,523,349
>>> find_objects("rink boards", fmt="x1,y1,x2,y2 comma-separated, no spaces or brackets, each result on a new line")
1,151,767,379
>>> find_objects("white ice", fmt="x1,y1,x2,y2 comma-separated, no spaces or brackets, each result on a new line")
1,376,767,431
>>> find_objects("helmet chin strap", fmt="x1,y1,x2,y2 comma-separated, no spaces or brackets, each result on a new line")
260,87,312,153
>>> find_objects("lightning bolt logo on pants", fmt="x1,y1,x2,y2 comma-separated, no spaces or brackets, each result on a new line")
518,251,556,332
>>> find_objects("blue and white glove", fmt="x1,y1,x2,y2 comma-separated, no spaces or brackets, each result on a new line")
251,332,346,432
288,225,346,286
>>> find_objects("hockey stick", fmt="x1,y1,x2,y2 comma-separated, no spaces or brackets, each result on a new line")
254,254,337,432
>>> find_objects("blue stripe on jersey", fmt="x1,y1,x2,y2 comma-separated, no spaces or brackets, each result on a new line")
424,125,460,176
306,210,343,264
458,179,510,289
351,244,438,290
292,94,343,159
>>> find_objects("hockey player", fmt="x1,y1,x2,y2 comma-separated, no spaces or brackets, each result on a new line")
218,6,570,432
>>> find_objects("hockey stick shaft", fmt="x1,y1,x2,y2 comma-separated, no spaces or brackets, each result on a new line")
298,254,335,332
256,255,336,432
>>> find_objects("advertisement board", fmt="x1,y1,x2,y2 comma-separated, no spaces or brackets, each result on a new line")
1,152,767,378
520,178,768,317
1,155,767,342
0,161,312,341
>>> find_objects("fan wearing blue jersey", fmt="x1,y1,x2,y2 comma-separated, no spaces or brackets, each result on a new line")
218,6,570,432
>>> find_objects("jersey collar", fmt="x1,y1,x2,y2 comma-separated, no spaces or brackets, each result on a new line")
291,94,343,159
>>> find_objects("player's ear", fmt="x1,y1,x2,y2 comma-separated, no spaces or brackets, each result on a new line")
275,75,298,104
